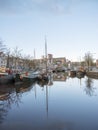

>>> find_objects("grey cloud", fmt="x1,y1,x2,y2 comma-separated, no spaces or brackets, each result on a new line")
0,0,33,14
31,0,72,14
0,0,71,14
0,0,95,15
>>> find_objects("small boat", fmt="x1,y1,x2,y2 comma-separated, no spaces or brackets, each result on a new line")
0,72,15,84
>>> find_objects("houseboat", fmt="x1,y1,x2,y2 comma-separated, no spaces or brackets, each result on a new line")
0,67,15,84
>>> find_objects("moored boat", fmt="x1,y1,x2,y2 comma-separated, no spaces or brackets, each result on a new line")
19,70,41,83
0,72,15,84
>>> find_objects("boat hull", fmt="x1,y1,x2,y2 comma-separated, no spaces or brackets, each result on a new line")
0,74,15,84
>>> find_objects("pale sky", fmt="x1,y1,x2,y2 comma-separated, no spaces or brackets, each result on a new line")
0,0,98,61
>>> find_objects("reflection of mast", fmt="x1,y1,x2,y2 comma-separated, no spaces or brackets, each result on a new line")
34,85,36,99
45,36,48,118
78,78,82,87
46,85,48,118
80,78,81,86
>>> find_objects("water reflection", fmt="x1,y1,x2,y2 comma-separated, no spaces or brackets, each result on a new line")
0,101,8,124
84,77,96,96
0,73,98,130
53,72,67,81
15,81,36,93
0,78,51,124
0,84,22,124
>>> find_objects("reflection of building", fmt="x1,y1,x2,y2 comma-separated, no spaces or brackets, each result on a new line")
53,73,67,81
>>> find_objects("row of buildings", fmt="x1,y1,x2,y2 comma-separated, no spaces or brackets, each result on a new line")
0,52,67,71
1,51,98,71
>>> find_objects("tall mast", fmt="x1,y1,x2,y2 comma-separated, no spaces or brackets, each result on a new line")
45,36,47,73
33,48,36,69
34,48,36,59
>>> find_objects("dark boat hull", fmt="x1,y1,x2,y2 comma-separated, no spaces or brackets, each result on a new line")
0,74,15,84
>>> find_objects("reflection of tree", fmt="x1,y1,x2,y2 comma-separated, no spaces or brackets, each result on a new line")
0,101,8,124
84,77,95,96
0,91,22,124
0,84,25,124
0,81,36,124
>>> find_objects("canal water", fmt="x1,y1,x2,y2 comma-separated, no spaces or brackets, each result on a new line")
0,73,98,130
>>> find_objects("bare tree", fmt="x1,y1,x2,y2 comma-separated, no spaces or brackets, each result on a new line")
11,46,22,69
84,52,94,71
6,48,11,68
0,40,6,53
22,54,34,70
